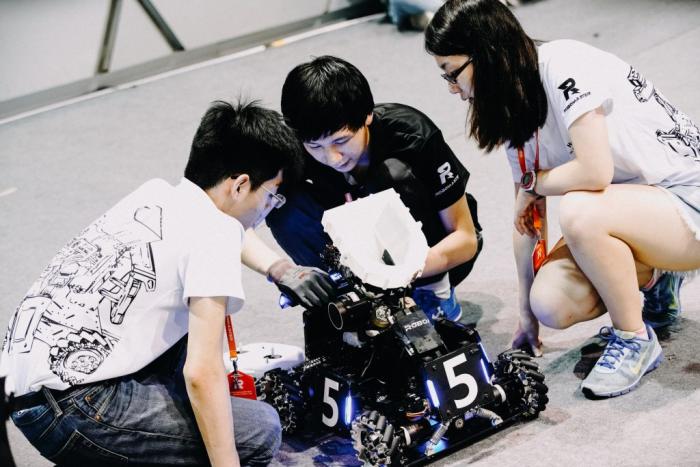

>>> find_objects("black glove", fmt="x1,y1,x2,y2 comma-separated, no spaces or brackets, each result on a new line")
268,259,336,309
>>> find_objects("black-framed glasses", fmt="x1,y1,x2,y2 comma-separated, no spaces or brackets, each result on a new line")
441,58,473,85
261,185,286,209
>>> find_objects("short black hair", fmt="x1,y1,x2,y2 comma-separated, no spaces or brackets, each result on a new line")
185,100,303,190
425,0,547,152
281,56,374,142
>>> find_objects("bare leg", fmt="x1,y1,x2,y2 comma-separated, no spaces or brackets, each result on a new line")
557,184,700,332
530,238,654,329
530,240,604,329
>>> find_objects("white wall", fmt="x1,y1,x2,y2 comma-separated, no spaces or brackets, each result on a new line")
0,0,364,102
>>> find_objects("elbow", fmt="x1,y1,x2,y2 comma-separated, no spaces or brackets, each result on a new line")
450,230,479,268
462,231,479,263
425,229,479,277
583,161,614,191
183,364,205,391
184,360,224,391
592,170,613,191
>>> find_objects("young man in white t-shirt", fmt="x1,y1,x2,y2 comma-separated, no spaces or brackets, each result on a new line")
0,100,319,466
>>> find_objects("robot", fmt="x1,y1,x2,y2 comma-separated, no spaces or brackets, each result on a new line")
244,190,548,465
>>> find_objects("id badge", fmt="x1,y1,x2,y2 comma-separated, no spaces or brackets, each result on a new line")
531,205,547,275
228,370,257,400
532,238,547,276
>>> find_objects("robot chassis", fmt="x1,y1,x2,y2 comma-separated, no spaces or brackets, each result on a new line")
255,247,548,466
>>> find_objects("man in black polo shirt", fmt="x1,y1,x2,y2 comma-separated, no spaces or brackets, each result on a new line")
267,55,482,322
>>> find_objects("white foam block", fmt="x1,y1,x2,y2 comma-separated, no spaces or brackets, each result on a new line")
321,189,429,289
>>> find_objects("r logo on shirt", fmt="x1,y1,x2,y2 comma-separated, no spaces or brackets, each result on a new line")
437,162,455,185
558,78,580,101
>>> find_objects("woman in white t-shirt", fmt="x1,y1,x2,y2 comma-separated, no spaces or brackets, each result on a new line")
424,0,700,398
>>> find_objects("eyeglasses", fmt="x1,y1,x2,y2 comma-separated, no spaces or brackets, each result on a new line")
261,184,286,209
441,58,473,85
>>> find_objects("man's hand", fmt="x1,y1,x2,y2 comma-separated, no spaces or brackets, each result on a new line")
267,259,335,308
512,313,543,357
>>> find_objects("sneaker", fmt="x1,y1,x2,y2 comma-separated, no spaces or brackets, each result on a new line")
411,287,462,323
642,273,683,329
580,325,663,398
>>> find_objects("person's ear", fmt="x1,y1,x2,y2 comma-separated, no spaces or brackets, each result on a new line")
365,112,374,127
230,174,250,199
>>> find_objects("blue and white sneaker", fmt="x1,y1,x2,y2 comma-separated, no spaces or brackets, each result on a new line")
412,287,462,323
580,324,663,398
642,273,683,329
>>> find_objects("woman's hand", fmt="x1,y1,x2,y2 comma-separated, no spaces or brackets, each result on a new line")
513,189,540,237
512,312,543,357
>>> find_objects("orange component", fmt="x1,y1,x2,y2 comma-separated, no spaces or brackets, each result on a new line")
532,206,543,231
224,315,237,360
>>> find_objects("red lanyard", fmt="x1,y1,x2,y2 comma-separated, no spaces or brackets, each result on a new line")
517,130,547,275
224,315,258,400
225,315,238,362
517,130,539,174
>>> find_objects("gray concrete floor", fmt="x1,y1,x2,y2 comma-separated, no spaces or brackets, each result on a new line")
2,0,700,465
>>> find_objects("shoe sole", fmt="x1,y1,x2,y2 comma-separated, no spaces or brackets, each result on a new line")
581,351,664,398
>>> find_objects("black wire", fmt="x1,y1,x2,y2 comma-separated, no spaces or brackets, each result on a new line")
360,348,376,378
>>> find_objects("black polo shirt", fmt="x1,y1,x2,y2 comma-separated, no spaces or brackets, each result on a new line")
299,103,480,286
303,103,470,212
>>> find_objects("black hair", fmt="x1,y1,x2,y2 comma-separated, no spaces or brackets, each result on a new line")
185,100,303,190
425,0,547,151
281,55,374,142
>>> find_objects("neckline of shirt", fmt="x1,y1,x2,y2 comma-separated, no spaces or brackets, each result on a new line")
176,177,244,234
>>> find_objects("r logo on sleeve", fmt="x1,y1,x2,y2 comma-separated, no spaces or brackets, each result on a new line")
558,78,580,101
438,162,455,185
558,77,591,113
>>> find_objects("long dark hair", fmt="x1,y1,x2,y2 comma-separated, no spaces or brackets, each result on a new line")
425,0,547,152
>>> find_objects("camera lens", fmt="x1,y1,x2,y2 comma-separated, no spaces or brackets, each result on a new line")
328,300,347,330
327,292,371,331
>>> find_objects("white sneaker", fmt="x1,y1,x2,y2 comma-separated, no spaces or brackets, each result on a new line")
580,325,663,398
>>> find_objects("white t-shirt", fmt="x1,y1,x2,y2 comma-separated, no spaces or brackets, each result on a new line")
506,39,700,187
1,178,245,396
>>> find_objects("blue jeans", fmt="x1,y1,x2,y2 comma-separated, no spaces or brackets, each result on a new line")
10,339,281,466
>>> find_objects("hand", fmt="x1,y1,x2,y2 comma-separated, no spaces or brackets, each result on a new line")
268,259,335,309
512,313,543,357
513,189,540,237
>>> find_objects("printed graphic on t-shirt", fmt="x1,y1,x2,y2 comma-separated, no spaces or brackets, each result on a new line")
566,142,574,155
627,67,700,160
558,78,580,101
2,205,163,385
435,162,461,196
437,162,455,185
559,77,592,114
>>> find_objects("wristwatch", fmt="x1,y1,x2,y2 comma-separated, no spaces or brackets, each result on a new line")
520,170,538,196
